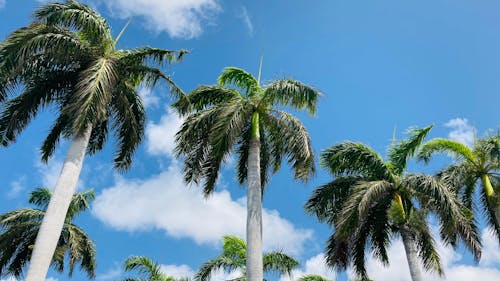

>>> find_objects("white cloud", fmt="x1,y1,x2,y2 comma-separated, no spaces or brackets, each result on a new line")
445,118,475,147
97,0,221,38
237,6,253,35
346,229,500,281
96,265,122,281
280,254,335,281
92,164,313,256
146,109,184,157
139,86,160,108
7,176,26,198
160,263,241,281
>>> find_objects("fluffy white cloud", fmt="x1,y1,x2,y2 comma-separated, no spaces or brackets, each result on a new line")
139,86,160,108
346,230,500,281
92,164,313,256
445,118,475,147
97,0,221,38
145,109,184,157
280,254,335,281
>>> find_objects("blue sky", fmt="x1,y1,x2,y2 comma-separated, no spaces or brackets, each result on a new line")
1,0,500,281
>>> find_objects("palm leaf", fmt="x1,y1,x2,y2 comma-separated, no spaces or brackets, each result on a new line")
263,79,320,115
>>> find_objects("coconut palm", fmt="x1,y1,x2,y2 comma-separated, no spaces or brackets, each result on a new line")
0,1,185,280
418,135,500,242
122,256,190,281
0,187,96,279
174,63,319,281
195,235,298,281
305,126,481,281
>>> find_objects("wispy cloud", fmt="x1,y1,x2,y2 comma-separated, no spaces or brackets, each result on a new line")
0,0,5,9
95,0,221,39
237,6,254,36
7,176,26,199
445,118,475,147
96,265,122,281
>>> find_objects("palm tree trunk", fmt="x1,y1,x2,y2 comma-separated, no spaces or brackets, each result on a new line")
246,114,263,281
481,174,500,227
25,126,92,281
401,227,423,281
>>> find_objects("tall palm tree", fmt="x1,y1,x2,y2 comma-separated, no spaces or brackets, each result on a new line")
195,235,298,281
0,1,185,280
305,126,481,281
174,63,319,281
418,134,500,241
122,256,190,281
0,187,96,279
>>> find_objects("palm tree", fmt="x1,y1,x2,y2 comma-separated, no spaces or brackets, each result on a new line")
0,187,96,279
195,235,298,281
122,256,190,281
174,63,319,281
305,126,481,281
418,134,500,241
0,1,185,280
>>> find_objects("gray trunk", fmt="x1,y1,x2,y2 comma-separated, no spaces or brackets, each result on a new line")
246,137,263,281
401,227,423,281
25,126,92,281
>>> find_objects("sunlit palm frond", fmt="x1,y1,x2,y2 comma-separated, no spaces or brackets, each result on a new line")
263,79,320,115
34,0,113,47
320,142,390,179
388,125,432,175
418,138,476,164
218,67,259,95
262,251,299,277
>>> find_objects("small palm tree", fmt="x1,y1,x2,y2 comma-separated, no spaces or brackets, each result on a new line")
122,256,190,281
418,134,500,241
0,1,185,280
174,64,319,281
0,188,96,279
195,235,298,281
305,126,481,281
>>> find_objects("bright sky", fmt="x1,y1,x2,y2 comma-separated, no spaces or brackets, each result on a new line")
1,1,500,281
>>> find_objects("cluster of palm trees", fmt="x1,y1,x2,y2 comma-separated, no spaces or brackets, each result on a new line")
0,1,498,281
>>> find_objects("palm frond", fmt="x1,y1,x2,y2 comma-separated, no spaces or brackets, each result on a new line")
66,57,118,133
320,142,391,179
40,113,72,162
388,125,432,175
110,82,145,171
265,110,315,180
34,0,113,47
218,67,258,96
173,85,241,115
194,255,240,281
28,188,52,210
262,251,299,277
298,274,333,281
124,256,164,279
263,79,320,115
305,176,362,224
418,138,476,164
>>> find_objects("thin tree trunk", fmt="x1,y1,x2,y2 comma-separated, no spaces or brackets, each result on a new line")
481,174,500,228
401,227,423,281
25,126,92,281
246,137,263,281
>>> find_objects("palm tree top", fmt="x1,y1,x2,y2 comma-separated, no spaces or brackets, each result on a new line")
0,0,187,170
194,235,298,281
174,66,320,195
